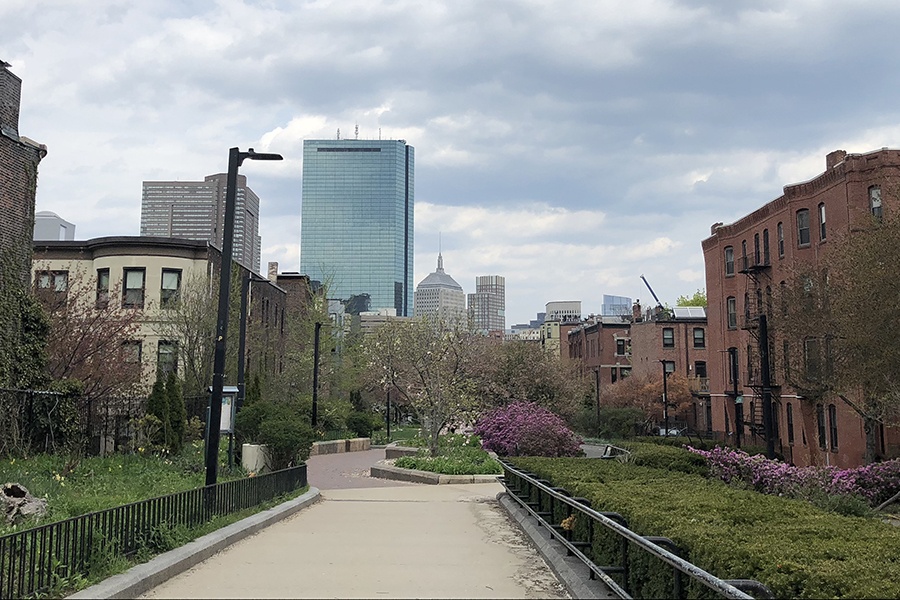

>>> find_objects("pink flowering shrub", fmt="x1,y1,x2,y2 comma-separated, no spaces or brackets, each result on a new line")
687,445,900,507
475,402,583,457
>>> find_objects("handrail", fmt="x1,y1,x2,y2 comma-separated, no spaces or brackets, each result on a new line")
500,459,773,599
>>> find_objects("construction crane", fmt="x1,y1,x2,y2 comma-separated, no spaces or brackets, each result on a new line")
640,275,664,311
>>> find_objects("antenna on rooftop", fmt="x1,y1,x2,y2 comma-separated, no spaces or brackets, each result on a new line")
378,127,382,140
355,123,359,139
336,128,341,140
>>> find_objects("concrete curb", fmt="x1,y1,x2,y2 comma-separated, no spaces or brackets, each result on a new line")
370,460,501,485
497,492,616,600
67,487,322,600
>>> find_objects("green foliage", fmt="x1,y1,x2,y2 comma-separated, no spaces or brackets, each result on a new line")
145,379,169,448
165,373,186,451
245,373,262,406
598,407,646,439
508,448,900,599
346,410,383,438
395,447,502,475
235,400,316,469
675,289,707,307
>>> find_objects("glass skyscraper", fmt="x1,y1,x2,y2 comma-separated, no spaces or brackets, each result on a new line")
300,139,414,316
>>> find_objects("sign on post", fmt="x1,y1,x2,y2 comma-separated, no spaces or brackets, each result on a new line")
208,385,239,433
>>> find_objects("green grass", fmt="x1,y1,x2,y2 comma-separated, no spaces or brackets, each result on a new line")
0,439,245,535
392,433,502,475
372,425,422,445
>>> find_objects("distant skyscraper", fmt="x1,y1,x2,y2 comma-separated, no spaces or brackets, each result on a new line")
33,211,75,241
300,139,414,316
141,173,261,272
414,253,465,323
467,275,505,333
602,294,632,317
545,300,581,322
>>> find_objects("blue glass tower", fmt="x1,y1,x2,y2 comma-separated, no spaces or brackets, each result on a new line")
300,139,414,316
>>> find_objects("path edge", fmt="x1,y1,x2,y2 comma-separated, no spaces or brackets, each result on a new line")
67,487,322,600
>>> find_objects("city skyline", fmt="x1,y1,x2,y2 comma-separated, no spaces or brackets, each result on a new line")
10,1,900,325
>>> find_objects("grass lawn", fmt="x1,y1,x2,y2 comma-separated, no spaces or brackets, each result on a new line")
0,439,246,535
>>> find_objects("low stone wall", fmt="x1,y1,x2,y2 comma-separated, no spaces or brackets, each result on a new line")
370,461,500,485
384,445,420,459
308,437,371,456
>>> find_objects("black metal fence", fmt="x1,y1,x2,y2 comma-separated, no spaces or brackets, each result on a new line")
0,464,307,599
499,459,774,599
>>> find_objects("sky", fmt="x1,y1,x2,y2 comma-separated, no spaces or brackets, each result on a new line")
7,0,900,327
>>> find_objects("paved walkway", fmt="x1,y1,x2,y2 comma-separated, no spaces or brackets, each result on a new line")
140,449,569,599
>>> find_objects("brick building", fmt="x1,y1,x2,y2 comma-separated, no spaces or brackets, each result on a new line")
702,148,900,467
630,305,710,433
567,317,632,408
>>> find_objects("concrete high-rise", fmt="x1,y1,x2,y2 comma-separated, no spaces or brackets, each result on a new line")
414,253,465,324
141,173,261,273
33,211,75,241
300,139,414,316
467,275,505,334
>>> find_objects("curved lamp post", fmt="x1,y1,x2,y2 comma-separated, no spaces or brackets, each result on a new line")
205,147,282,486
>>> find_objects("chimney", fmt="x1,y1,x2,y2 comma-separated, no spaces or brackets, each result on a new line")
0,61,22,140
826,150,847,170
632,300,642,323
267,261,278,281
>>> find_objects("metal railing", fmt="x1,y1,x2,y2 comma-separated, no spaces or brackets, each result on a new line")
500,460,773,599
0,464,307,599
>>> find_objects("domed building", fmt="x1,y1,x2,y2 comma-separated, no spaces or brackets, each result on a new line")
414,253,466,324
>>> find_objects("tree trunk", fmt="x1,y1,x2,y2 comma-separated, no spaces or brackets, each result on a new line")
863,416,878,465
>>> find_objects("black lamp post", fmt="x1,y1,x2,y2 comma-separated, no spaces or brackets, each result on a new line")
660,360,670,436
205,147,282,487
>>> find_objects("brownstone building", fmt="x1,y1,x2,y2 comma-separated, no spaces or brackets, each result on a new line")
702,148,900,467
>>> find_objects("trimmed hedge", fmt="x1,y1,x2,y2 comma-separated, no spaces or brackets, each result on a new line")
509,454,900,599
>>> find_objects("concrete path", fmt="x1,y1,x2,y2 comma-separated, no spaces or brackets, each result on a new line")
140,450,569,599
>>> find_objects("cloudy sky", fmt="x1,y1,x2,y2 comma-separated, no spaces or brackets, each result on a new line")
7,0,900,326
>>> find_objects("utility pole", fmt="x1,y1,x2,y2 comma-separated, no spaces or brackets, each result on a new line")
729,347,742,449
759,315,776,459
660,360,670,435
311,321,321,427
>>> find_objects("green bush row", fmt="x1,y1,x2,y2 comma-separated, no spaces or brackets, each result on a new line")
394,446,502,475
508,454,900,599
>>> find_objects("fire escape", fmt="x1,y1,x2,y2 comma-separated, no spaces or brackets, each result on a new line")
738,235,778,456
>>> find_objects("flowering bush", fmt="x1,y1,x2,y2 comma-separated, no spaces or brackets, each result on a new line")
475,402,583,457
686,445,900,508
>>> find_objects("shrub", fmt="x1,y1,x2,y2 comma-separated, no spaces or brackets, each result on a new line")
347,410,383,438
597,407,646,440
235,400,316,469
395,446,501,475
475,401,583,457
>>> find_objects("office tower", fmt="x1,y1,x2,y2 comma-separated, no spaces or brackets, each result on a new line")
601,294,632,317
414,253,465,323
300,139,414,316
33,211,75,241
141,173,261,272
467,275,505,333
545,300,581,322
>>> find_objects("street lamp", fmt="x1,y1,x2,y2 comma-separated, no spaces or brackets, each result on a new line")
659,360,670,436
205,147,282,487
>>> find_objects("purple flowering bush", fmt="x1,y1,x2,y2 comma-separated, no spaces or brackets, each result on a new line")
475,401,583,457
687,445,900,508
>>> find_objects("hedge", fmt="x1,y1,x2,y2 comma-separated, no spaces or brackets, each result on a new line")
508,453,900,599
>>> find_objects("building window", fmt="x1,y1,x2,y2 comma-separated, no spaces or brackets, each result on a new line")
724,246,734,276
816,403,826,450
762,229,770,265
787,402,795,444
36,270,68,292
663,360,676,374
123,268,146,308
616,339,627,356
96,268,110,308
741,240,748,270
694,360,707,378
620,367,631,379
123,340,142,364
783,340,791,381
818,203,826,241
693,327,705,348
870,185,882,221
777,222,784,258
828,404,838,450
705,401,713,433
727,297,737,329
754,233,761,265
797,209,810,246
611,367,617,384
804,337,821,380
161,269,181,308
157,340,178,377
662,327,675,348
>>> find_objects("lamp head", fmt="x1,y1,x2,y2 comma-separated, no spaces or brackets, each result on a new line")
245,148,283,161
